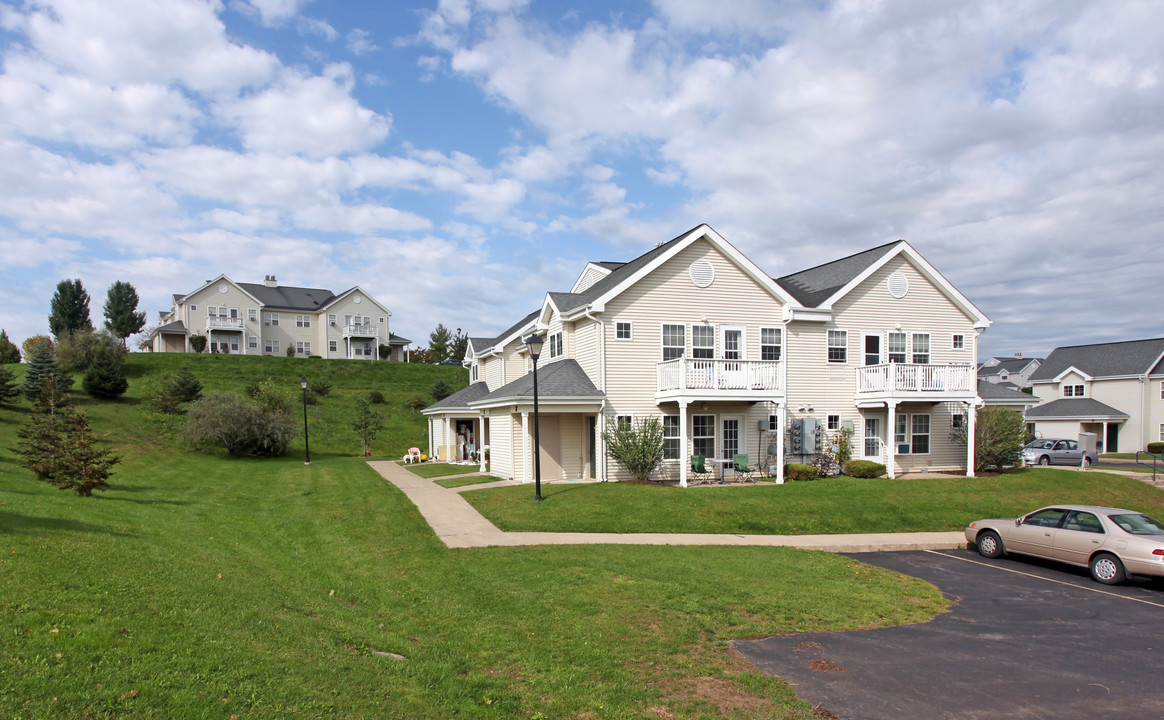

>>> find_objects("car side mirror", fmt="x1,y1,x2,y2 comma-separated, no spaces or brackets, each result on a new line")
1014,518,1023,526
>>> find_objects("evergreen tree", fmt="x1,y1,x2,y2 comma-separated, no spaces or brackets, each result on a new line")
48,279,94,339
103,281,146,346
449,327,468,364
0,329,20,364
22,342,72,401
0,365,20,406
82,351,129,399
14,378,118,496
428,323,452,362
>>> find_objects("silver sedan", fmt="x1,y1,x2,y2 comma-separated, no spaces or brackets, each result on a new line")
1022,438,1098,467
965,505,1164,585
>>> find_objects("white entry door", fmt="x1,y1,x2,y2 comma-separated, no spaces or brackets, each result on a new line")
721,326,746,388
722,415,745,463
863,417,883,459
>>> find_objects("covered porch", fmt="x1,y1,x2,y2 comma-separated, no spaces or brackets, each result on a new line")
857,398,979,479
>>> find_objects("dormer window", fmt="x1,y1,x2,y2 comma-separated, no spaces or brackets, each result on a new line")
1063,384,1085,397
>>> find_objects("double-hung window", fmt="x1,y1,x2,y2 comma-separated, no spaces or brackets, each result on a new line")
888,332,907,363
296,315,310,328
692,415,715,458
328,340,337,352
264,313,279,326
911,333,930,364
296,341,311,355
761,327,782,361
827,330,847,363
615,415,633,429
692,325,714,359
662,324,685,361
264,339,280,354
662,416,680,460
911,414,931,454
549,332,563,359
248,335,258,349
895,414,909,453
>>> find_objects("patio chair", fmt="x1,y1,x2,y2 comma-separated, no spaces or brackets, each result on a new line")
689,455,713,486
732,453,759,483
404,447,422,464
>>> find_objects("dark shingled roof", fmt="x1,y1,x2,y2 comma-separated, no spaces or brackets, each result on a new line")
1029,338,1164,381
236,282,338,312
774,241,899,308
471,359,603,405
1024,398,1129,419
978,357,1042,377
977,380,1038,404
423,382,492,412
387,333,411,346
154,320,187,334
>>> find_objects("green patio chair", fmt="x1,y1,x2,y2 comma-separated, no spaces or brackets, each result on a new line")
732,453,758,483
690,455,713,486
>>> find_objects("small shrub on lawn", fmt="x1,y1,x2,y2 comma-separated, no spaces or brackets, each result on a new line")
368,389,385,404
602,417,665,482
82,350,129,399
1147,442,1164,454
785,463,818,481
845,460,887,478
432,380,454,401
189,334,207,353
308,379,332,399
405,394,427,412
57,329,125,373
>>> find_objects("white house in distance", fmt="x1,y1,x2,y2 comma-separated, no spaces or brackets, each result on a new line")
1025,338,1164,453
978,354,1043,390
423,224,991,485
150,274,411,361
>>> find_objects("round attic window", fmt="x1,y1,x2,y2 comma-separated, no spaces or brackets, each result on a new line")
689,259,715,288
217,283,228,294
353,295,362,304
888,271,909,299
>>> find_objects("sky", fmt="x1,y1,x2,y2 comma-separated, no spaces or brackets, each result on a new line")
1,0,1161,361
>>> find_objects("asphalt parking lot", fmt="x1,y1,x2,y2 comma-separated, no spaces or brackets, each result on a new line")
733,549,1164,720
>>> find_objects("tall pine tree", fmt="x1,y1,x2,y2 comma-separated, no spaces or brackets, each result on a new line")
103,280,146,347
0,329,20,364
49,279,93,340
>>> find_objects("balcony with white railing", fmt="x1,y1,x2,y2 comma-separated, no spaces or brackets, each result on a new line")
656,358,783,402
342,323,379,339
206,316,244,329
855,363,976,403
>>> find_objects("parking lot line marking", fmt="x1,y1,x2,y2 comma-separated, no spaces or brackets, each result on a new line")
923,550,1164,609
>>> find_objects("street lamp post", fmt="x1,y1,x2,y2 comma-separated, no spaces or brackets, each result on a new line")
526,334,544,501
300,376,311,466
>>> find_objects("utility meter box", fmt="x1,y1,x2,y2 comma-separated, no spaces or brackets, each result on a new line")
1078,432,1097,454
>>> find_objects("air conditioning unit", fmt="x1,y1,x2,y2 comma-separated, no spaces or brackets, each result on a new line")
329,320,336,326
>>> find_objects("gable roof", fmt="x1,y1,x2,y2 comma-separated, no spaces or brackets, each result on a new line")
978,357,1042,377
318,286,392,316
1029,338,1164,382
977,380,1039,405
1024,397,1129,420
774,239,990,329
421,382,493,414
469,359,603,408
236,282,337,312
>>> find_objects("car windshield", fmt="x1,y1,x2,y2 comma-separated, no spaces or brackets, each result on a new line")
1026,440,1056,449
1108,514,1164,536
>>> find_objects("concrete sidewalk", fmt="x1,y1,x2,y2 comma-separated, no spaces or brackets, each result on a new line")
367,460,965,552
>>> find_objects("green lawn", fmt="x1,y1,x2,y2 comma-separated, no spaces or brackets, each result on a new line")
434,475,506,489
404,462,484,479
463,470,1164,535
1,355,948,719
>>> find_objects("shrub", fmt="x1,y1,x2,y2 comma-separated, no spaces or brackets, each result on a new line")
378,343,391,360
153,366,203,414
844,460,887,478
951,406,1027,473
22,334,53,359
82,351,129,399
189,334,207,353
602,418,665,482
785,463,818,482
286,345,296,358
405,394,427,412
0,329,20,364
432,380,454,401
367,390,385,405
351,393,385,455
58,329,126,373
183,390,295,457
1147,442,1164,455
308,379,332,399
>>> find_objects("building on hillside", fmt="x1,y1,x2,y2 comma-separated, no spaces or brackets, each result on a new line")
150,274,411,361
1025,338,1164,452
978,354,1043,389
423,224,992,485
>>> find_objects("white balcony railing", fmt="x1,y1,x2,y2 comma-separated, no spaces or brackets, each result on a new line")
206,316,244,329
343,323,379,339
657,358,782,393
856,363,975,395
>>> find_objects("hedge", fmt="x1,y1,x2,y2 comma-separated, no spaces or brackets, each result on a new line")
844,460,887,478
784,463,818,482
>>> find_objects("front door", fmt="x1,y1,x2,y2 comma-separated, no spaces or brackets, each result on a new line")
721,326,745,388
1105,423,1119,453
863,417,882,459
722,415,744,464
536,416,562,481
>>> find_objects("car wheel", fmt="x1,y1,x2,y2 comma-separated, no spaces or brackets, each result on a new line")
976,530,1005,559
1038,455,1051,466
1089,553,1126,585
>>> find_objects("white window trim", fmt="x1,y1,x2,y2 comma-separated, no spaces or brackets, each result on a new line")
615,414,633,429
887,331,907,364
952,333,965,350
911,332,931,364
721,325,746,361
548,331,564,359
662,415,680,460
894,413,909,454
328,340,337,352
691,414,716,459
827,414,840,431
615,322,633,340
827,329,848,364
692,324,714,359
661,323,685,361
760,326,782,361
911,414,931,455
248,308,257,321
861,330,882,366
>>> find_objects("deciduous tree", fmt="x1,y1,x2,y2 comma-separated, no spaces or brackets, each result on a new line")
602,417,666,482
951,406,1028,473
351,393,385,456
103,280,146,346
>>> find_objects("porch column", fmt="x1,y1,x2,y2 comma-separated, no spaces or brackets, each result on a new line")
521,411,530,484
678,400,689,488
478,413,487,472
443,417,451,463
775,402,785,484
886,401,897,479
966,401,977,478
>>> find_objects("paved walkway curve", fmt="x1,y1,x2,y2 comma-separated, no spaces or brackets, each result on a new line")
367,460,964,552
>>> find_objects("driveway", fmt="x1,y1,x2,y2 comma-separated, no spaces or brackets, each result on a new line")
733,549,1164,720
